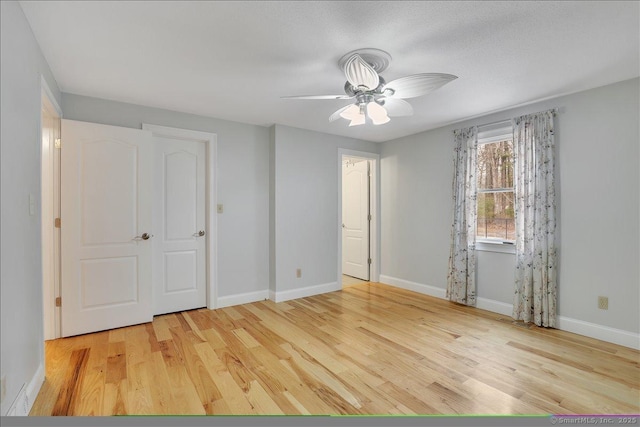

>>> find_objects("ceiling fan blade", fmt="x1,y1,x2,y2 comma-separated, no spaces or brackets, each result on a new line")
384,73,457,99
329,105,354,122
380,98,413,117
344,54,380,90
282,94,354,100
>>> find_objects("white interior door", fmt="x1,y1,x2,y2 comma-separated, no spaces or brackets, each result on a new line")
153,137,206,315
61,119,153,337
342,159,370,280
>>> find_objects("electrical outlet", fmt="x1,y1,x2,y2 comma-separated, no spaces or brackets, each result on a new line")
598,296,608,310
296,268,302,278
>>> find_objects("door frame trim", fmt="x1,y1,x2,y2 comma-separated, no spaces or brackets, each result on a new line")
337,149,380,286
142,124,218,310
41,76,62,341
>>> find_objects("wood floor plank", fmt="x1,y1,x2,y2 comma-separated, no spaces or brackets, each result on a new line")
150,316,171,342
145,351,175,415
50,348,90,416
31,283,639,416
74,335,107,415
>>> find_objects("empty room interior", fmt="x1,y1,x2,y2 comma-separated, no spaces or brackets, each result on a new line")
1,0,639,418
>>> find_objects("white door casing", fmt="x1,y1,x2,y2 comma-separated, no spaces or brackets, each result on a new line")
342,159,370,280
41,81,62,340
61,119,153,337
153,137,206,315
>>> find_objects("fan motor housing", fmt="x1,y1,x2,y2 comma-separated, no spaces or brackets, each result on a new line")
344,76,387,97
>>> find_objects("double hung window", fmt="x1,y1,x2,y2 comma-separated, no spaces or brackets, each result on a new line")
476,128,514,243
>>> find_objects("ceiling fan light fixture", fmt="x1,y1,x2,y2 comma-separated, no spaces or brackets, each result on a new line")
348,114,366,127
339,104,361,120
367,102,390,125
284,48,457,128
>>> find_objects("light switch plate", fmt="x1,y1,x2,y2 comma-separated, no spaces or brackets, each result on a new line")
29,194,35,216
217,204,224,214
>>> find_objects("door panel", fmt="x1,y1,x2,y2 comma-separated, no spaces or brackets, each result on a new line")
342,159,370,280
81,140,137,245
164,151,198,240
61,119,153,337
153,137,206,315
80,257,137,307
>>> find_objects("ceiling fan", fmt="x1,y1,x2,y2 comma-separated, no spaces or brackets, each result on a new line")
282,48,457,126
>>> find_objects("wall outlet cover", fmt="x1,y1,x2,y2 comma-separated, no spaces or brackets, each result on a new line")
598,296,609,310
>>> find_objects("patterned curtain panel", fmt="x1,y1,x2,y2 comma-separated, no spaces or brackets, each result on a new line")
512,110,557,327
447,126,478,306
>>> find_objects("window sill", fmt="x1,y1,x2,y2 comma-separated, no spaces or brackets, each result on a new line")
476,240,516,254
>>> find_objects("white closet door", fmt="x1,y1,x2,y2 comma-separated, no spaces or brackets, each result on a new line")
342,160,370,280
153,137,206,315
61,119,153,337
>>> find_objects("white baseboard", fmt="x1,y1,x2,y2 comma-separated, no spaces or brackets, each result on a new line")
269,289,276,301
379,275,639,350
556,316,639,350
271,281,341,303
379,275,446,299
6,363,43,416
476,297,513,316
216,290,269,309
25,363,43,415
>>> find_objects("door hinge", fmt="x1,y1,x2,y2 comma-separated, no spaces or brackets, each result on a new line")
55,297,61,307
367,214,372,221
55,138,61,149
54,218,61,228
368,258,372,265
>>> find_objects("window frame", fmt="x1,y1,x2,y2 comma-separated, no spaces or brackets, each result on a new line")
475,127,515,253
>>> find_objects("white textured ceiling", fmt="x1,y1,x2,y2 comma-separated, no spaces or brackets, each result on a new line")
20,1,640,142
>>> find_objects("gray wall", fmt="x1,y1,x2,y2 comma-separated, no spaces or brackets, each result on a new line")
61,93,270,299
380,77,640,334
0,1,62,415
271,125,379,294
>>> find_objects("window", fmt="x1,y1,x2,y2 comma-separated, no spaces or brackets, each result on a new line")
476,129,514,243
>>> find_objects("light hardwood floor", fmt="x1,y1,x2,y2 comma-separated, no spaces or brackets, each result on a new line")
31,282,639,416
341,275,368,287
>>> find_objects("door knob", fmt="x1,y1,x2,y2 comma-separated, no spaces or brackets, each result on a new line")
194,230,205,237
135,233,151,240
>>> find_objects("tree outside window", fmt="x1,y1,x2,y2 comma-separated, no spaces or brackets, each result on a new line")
476,138,515,241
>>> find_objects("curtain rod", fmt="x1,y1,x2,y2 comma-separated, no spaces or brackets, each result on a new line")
477,108,558,129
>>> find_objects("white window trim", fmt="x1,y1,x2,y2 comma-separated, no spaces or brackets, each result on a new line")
476,240,516,254
476,127,515,251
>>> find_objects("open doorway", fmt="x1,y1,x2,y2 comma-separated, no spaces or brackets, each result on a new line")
41,78,62,340
338,149,380,289
342,157,370,286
